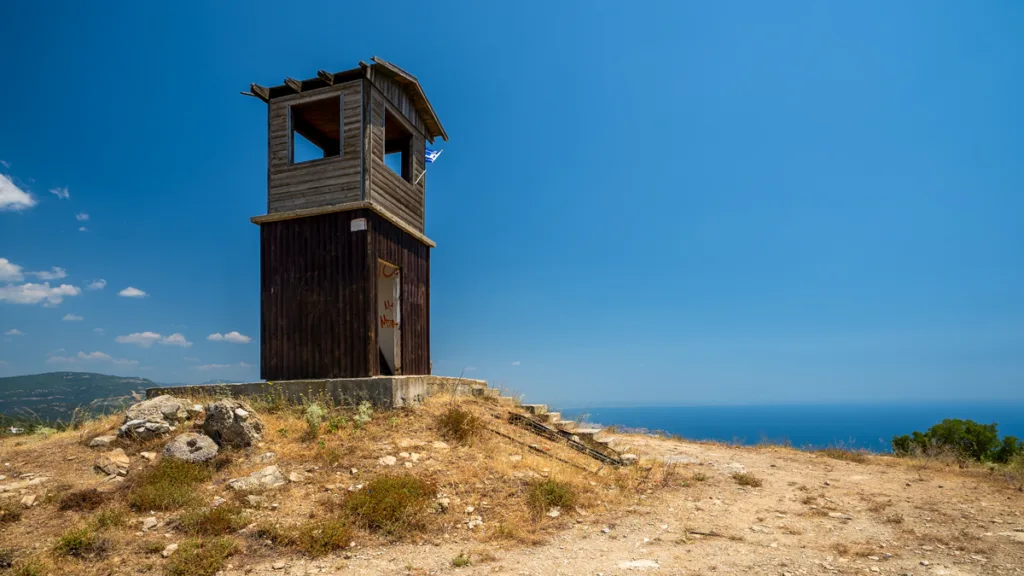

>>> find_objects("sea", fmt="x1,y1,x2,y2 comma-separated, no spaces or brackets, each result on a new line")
558,402,1024,453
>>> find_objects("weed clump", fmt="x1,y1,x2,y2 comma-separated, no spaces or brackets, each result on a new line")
435,406,482,444
732,472,763,488
127,458,213,511
353,401,374,428
304,402,327,439
53,526,109,558
57,489,107,511
451,552,471,567
92,506,129,530
820,447,869,464
178,505,250,536
9,559,47,576
253,518,353,557
0,501,22,524
525,479,578,516
165,538,238,576
344,474,435,538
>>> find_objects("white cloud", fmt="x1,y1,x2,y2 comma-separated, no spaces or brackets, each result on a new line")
47,355,76,364
0,282,81,306
4,329,22,336
93,328,104,334
79,226,88,232
207,331,252,344
161,333,193,348
75,212,89,221
0,258,24,282
78,351,112,361
87,279,106,290
511,361,521,366
0,173,36,211
49,350,139,367
28,267,67,281
49,186,70,200
62,313,83,321
115,331,162,347
196,361,252,371
115,331,192,348
119,286,147,298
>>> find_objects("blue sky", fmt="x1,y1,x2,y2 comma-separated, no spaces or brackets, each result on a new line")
1,1,1022,405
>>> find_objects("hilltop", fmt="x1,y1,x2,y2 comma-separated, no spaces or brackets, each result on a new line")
0,372,153,423
0,392,1022,575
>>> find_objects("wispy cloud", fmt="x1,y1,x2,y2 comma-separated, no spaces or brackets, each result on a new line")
115,331,192,348
0,282,81,306
93,327,104,334
0,258,24,282
78,351,111,361
119,286,147,298
511,361,521,366
4,329,22,336
207,331,251,344
47,350,138,367
87,279,106,290
62,313,83,321
49,186,70,200
79,226,88,232
0,173,36,211
27,267,67,281
75,213,89,221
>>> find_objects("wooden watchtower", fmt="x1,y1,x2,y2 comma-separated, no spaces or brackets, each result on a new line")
248,57,447,381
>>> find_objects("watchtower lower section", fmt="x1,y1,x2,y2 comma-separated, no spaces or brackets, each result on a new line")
259,208,430,380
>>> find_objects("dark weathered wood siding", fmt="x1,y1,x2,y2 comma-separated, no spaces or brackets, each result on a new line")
366,86,427,232
369,211,431,375
260,209,430,380
369,71,427,135
267,80,363,213
260,210,373,380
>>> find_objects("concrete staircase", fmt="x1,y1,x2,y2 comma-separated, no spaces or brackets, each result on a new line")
517,404,635,466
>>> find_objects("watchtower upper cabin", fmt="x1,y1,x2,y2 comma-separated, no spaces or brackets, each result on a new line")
248,57,447,381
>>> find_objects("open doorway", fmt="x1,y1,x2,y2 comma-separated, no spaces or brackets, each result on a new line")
377,260,401,375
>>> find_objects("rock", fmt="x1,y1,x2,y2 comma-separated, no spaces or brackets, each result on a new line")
828,512,853,520
139,452,157,462
465,506,475,514
163,433,219,463
88,435,116,448
547,508,561,518
467,516,483,529
404,462,413,468
19,494,35,507
202,400,264,448
227,466,287,491
288,471,308,483
436,497,451,512
397,438,426,448
95,448,130,476
257,452,277,463
723,462,746,474
431,441,450,450
602,527,612,534
272,561,286,570
245,495,266,508
212,497,226,507
0,476,48,493
142,517,158,531
126,395,190,423
509,454,523,462
410,453,422,462
118,415,173,441
617,560,660,570
921,560,930,566
378,456,397,466
621,454,639,465
187,404,204,418
95,475,124,493
161,543,178,558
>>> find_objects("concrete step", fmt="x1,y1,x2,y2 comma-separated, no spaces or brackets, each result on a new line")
522,404,548,415
537,411,561,424
570,427,602,437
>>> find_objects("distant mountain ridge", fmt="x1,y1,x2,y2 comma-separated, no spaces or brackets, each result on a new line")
0,371,156,423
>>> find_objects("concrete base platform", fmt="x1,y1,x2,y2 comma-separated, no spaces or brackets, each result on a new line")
146,375,488,409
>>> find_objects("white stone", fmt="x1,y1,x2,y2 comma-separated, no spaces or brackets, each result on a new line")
19,494,35,507
378,455,397,466
617,560,660,570
547,508,561,518
88,435,116,448
161,543,178,558
227,466,287,491
142,517,158,530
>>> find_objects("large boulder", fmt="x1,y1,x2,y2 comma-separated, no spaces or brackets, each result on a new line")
118,395,191,440
227,465,286,491
163,432,219,463
202,400,264,448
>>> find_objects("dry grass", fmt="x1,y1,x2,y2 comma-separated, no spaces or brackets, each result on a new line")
435,406,482,444
344,474,436,539
732,472,764,488
0,501,22,524
525,479,578,516
253,517,353,558
92,506,129,530
177,505,250,536
820,447,869,464
165,538,238,576
866,499,893,513
52,526,110,559
126,458,213,511
831,541,877,557
57,488,107,511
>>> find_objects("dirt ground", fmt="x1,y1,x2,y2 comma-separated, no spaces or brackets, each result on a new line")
1,398,1022,576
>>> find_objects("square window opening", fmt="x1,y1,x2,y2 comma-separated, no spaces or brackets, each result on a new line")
289,95,343,165
383,107,413,182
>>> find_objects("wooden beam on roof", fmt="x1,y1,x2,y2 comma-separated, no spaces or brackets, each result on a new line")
284,77,303,93
249,84,271,103
316,70,335,85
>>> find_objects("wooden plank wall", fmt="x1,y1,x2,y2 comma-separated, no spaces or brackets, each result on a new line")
367,89,427,232
267,80,363,213
260,210,373,380
370,211,431,375
369,72,427,135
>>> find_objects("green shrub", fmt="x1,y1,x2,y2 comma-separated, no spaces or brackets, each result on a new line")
58,489,107,511
435,406,482,444
525,479,578,516
304,402,327,439
10,559,47,576
252,518,352,557
53,527,108,558
353,401,373,428
892,419,1021,463
91,507,129,530
165,538,237,576
451,552,471,567
344,474,434,538
127,459,213,511
177,506,249,536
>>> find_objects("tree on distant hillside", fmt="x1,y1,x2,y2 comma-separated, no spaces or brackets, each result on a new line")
892,418,1021,463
